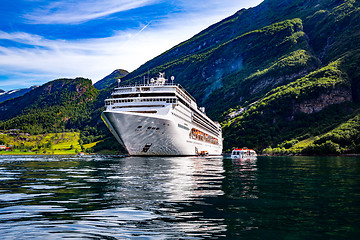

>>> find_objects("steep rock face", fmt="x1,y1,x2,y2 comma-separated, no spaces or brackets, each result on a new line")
249,70,312,95
294,88,352,114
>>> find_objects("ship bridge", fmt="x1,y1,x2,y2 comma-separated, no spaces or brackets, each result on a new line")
105,73,197,113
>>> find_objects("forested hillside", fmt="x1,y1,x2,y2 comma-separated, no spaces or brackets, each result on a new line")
0,77,121,153
1,0,360,155
118,0,360,154
0,78,97,133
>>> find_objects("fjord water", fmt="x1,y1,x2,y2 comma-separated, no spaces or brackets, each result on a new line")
0,155,359,239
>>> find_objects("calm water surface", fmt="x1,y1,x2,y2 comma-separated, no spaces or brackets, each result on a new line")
0,155,359,239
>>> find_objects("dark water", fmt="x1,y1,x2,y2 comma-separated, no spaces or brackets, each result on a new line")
0,155,359,239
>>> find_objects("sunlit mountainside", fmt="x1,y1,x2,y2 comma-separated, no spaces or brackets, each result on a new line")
1,0,360,155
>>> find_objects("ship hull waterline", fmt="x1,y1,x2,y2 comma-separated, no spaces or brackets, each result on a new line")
102,111,222,156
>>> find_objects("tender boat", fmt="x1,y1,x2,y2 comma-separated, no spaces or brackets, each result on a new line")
231,148,257,159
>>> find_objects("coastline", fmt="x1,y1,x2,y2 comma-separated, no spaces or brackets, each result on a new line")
3,152,358,157
0,149,119,156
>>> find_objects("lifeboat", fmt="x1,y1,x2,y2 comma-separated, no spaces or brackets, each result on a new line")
231,147,257,159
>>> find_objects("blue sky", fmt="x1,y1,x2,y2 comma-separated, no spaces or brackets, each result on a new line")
0,0,263,91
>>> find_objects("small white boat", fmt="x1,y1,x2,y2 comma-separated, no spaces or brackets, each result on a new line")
231,148,257,159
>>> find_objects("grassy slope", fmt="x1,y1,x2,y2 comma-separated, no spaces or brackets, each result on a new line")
0,131,119,155
0,132,82,155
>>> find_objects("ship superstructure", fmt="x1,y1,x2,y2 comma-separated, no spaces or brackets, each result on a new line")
101,73,223,156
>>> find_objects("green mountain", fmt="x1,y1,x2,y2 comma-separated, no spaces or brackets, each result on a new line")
1,0,360,155
0,77,123,153
0,78,98,133
117,0,360,154
94,69,129,90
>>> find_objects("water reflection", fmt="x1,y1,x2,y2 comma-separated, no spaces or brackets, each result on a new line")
230,156,258,199
0,155,359,239
0,155,227,239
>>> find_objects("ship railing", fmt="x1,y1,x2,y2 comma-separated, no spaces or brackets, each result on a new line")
111,82,196,104
114,82,178,89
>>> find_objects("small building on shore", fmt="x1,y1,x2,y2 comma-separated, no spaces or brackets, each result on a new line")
0,145,12,151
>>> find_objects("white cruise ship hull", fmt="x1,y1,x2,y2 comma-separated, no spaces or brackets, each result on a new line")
102,111,222,156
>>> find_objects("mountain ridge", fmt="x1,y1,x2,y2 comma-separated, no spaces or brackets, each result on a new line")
94,69,129,90
0,86,39,103
0,78,98,132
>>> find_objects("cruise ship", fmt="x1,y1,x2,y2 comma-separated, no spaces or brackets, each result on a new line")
101,73,223,156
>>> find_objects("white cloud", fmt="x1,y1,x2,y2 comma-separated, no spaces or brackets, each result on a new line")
0,23,193,88
0,0,264,90
23,0,158,24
